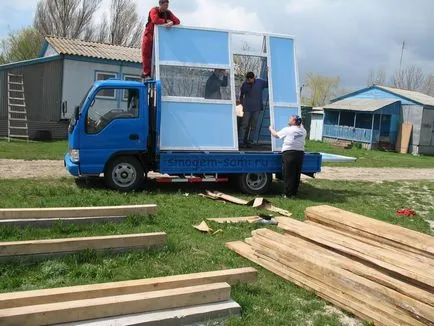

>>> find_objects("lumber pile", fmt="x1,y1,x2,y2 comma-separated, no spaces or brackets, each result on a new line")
0,268,256,326
0,204,157,228
328,140,353,149
226,205,434,325
0,233,166,260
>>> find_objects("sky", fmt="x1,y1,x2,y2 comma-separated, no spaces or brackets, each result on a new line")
0,0,433,90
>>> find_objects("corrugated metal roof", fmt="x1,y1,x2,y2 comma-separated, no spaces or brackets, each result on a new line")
324,99,399,112
45,37,141,63
376,86,434,106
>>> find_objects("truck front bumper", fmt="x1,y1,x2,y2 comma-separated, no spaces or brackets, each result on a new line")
64,153,80,177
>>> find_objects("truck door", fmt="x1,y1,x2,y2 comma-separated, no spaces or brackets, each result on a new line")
79,86,147,175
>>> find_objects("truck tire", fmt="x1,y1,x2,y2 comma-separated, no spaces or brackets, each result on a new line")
237,173,272,195
105,156,144,192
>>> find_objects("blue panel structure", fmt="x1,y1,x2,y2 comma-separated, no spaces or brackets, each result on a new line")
270,37,297,103
160,102,234,149
323,125,372,143
272,106,298,150
346,88,416,105
158,28,229,65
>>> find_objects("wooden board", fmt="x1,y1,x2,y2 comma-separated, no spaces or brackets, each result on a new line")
304,220,434,267
252,229,433,323
0,205,157,220
0,233,166,257
0,216,128,228
207,216,262,224
276,217,434,289
396,123,413,154
226,241,393,326
0,283,231,326
0,268,256,309
55,300,241,326
304,205,434,258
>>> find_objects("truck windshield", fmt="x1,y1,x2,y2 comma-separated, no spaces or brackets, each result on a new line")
69,86,92,133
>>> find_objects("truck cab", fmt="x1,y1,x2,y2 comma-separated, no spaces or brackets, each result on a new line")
65,26,322,193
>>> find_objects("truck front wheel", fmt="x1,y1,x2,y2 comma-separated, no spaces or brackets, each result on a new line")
105,156,144,192
237,173,272,195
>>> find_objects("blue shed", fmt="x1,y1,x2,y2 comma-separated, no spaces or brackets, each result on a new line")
322,85,434,155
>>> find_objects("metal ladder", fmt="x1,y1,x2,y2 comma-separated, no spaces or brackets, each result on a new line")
7,73,29,142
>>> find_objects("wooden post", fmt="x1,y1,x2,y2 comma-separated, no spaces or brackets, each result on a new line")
378,111,383,143
369,113,375,149
353,112,357,128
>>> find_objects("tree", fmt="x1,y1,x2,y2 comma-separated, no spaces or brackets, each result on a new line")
34,0,102,40
422,74,434,96
95,0,143,47
367,68,386,86
390,65,425,91
0,27,44,63
302,73,340,107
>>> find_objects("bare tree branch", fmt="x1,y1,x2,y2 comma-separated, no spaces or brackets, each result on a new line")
34,0,102,40
302,73,340,107
391,65,425,91
367,68,386,86
95,0,144,47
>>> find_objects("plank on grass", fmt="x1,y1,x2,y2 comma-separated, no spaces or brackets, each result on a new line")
0,204,157,220
0,216,128,228
207,216,262,224
0,233,166,257
276,217,434,289
54,300,241,326
0,267,256,309
226,241,391,326
0,283,231,326
305,205,434,258
251,229,433,324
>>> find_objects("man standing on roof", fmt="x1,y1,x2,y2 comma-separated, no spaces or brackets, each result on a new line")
142,0,180,80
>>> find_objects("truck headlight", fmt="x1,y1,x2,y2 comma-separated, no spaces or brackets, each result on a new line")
69,149,80,163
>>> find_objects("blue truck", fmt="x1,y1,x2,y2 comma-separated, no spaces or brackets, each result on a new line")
64,26,322,194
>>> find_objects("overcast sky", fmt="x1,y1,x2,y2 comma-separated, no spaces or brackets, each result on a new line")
1,0,433,90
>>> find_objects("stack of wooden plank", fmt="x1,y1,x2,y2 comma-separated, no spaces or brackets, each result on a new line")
328,140,353,149
0,268,257,326
226,205,434,325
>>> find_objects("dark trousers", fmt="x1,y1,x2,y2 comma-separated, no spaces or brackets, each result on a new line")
282,150,305,196
238,111,260,144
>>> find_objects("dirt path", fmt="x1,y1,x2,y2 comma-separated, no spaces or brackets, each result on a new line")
1,159,434,181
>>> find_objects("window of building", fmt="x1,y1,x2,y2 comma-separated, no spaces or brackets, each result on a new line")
86,88,139,134
340,111,355,127
324,111,339,125
355,113,373,129
160,66,232,100
95,72,117,98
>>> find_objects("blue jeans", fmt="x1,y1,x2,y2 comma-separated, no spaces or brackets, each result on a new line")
238,111,260,144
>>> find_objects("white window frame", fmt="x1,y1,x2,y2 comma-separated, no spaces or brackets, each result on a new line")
95,71,118,99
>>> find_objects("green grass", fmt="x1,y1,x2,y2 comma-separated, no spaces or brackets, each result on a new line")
0,178,432,325
305,140,434,168
1,138,434,168
0,139,67,160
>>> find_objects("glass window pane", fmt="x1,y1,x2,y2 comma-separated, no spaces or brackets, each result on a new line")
87,88,139,134
232,34,266,53
233,55,267,99
160,66,231,100
123,75,141,100
96,72,117,98
356,113,373,129
324,111,339,125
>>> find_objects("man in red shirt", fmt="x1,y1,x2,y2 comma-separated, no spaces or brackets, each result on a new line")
141,0,180,80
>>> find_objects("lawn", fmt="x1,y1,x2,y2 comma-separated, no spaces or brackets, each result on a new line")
1,138,434,168
0,178,432,326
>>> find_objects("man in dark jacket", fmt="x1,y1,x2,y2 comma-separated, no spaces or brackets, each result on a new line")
238,72,268,147
142,0,180,80
205,69,228,99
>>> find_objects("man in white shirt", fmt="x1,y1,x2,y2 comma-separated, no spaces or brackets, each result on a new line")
269,115,307,198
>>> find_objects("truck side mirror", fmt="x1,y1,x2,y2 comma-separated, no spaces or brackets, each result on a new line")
74,106,80,121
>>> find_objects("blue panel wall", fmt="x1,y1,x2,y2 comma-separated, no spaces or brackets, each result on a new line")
158,28,229,65
270,37,297,103
349,89,416,105
273,106,298,149
160,102,234,149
